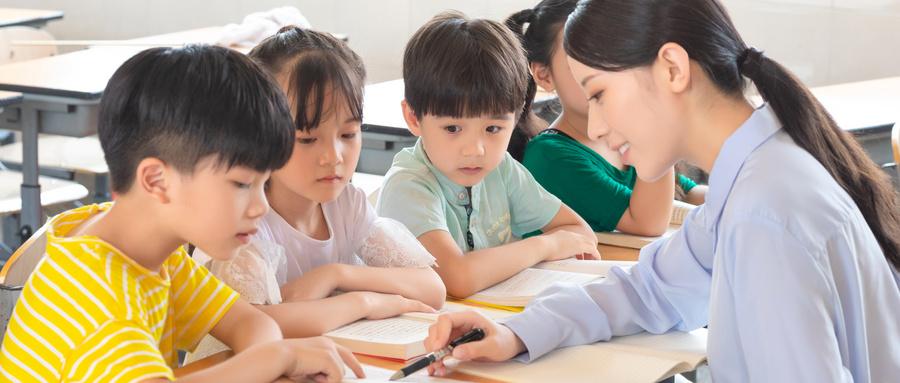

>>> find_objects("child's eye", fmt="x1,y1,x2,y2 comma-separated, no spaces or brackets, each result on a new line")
298,138,316,144
588,91,604,102
486,126,503,133
234,182,251,189
444,125,461,133
342,133,358,139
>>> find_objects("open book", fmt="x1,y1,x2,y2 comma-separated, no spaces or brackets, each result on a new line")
448,328,708,383
595,200,697,249
323,301,514,361
461,260,636,308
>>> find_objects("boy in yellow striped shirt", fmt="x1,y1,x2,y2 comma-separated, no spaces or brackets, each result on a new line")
0,45,363,382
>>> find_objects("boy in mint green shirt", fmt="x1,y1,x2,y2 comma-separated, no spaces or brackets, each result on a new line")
376,12,600,299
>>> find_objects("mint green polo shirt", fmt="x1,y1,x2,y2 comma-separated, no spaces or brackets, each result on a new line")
376,138,562,253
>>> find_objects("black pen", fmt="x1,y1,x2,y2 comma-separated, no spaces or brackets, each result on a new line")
389,328,485,381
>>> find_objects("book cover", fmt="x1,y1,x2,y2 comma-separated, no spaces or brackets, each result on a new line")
449,328,708,383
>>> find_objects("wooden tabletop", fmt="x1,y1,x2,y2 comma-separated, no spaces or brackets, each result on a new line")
0,90,22,106
0,27,240,100
0,8,63,28
597,244,640,262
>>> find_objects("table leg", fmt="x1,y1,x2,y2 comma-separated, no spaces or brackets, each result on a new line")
18,106,42,245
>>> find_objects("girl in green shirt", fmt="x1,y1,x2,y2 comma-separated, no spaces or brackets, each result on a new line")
507,0,707,235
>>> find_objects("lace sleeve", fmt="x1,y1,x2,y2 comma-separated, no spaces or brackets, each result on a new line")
355,217,437,268
206,238,286,305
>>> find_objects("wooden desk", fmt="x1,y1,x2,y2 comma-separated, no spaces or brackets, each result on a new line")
0,8,63,28
0,27,234,245
598,244,640,261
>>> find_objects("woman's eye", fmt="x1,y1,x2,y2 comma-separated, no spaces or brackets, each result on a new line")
588,91,604,102
298,138,316,144
444,125,461,133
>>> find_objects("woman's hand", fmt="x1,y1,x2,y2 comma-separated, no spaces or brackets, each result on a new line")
424,310,526,377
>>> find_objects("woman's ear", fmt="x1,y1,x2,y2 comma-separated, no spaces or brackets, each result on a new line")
401,100,423,137
531,62,555,93
655,42,691,94
135,157,172,204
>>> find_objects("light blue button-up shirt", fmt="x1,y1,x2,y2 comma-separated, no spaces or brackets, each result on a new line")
376,138,561,252
500,104,900,382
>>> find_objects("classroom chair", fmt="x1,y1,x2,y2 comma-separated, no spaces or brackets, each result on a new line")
0,170,87,259
0,220,50,348
0,134,111,204
0,26,57,65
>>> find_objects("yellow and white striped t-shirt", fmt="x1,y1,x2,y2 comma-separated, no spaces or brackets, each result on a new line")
0,203,239,382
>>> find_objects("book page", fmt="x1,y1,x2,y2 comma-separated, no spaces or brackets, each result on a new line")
339,364,466,382
595,227,679,249
450,344,690,383
402,301,516,322
532,259,636,276
596,329,707,367
670,200,697,226
326,317,431,344
465,268,601,306
449,329,707,383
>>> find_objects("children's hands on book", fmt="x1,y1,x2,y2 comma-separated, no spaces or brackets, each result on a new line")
544,230,601,261
424,311,525,377
279,337,364,383
359,291,437,320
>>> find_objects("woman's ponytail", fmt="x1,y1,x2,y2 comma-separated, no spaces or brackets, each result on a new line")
740,47,900,270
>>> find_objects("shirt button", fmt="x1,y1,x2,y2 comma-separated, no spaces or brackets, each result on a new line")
459,192,467,200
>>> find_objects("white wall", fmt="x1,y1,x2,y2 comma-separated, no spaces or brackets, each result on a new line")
8,0,900,86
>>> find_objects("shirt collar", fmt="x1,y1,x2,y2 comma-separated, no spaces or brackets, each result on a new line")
704,103,781,230
411,137,483,208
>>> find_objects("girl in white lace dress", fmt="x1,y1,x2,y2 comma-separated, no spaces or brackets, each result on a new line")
186,26,446,363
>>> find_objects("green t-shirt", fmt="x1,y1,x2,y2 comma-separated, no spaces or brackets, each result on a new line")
522,132,696,232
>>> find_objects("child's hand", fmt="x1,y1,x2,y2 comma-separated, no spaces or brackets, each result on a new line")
544,230,601,261
424,310,525,377
358,291,437,320
280,264,341,302
279,337,364,383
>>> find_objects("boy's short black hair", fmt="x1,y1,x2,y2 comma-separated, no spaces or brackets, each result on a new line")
402,11,531,122
98,44,295,193
249,26,366,132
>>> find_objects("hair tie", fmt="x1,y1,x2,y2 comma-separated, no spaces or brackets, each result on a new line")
738,46,766,76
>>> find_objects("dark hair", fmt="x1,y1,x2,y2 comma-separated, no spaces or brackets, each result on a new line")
403,11,538,162
565,0,900,271
505,0,578,162
249,26,366,132
99,44,294,194
507,0,578,71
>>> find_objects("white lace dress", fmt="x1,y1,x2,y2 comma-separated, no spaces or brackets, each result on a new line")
183,216,435,364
